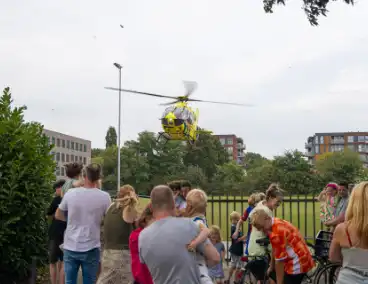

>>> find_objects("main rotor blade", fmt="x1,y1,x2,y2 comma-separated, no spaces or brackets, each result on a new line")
160,100,179,106
188,98,253,107
183,81,197,97
104,87,178,100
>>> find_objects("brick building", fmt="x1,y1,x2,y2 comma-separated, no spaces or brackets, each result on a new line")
214,134,246,164
305,131,368,167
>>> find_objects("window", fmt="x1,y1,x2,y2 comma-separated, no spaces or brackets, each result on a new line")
55,166,60,176
61,153,65,162
79,156,83,162
227,147,233,154
71,155,74,162
71,142,74,150
61,167,65,176
83,157,86,165
358,144,368,152
365,136,368,142
51,151,55,160
52,137,55,145
56,138,60,147
66,154,69,162
315,145,319,154
220,138,225,145
314,136,319,144
358,136,365,142
226,138,233,145
67,140,70,149
348,136,354,143
84,144,87,152
80,143,83,151
76,142,79,151
55,152,60,161
62,139,65,148
320,136,324,144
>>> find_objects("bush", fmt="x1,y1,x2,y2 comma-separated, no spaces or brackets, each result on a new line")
0,88,55,283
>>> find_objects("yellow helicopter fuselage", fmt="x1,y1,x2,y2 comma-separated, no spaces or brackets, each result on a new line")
160,102,199,142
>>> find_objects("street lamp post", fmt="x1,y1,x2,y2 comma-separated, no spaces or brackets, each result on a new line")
113,62,122,192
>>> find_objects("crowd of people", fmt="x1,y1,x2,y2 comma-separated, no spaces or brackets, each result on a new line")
46,161,368,284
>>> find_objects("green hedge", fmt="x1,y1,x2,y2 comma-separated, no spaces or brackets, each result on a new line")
0,88,55,283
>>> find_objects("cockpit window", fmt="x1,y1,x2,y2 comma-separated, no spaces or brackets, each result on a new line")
162,107,190,119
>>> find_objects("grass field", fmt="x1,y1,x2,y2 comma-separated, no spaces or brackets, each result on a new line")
138,195,323,243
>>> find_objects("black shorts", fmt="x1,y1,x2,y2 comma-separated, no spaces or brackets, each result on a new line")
49,239,63,264
269,270,306,284
247,259,268,281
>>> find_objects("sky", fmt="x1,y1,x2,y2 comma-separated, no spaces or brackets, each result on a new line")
1,0,368,158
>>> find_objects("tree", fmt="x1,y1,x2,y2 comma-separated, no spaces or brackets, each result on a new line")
92,148,103,158
0,88,55,283
263,0,354,26
272,150,319,194
105,126,117,148
212,161,247,194
183,133,229,180
244,152,270,170
316,149,364,184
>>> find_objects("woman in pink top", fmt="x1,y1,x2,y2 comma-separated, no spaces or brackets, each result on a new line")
129,204,153,284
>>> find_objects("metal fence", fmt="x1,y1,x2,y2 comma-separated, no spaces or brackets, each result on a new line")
139,193,323,260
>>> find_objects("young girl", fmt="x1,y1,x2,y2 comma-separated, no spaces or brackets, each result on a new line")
318,182,338,224
129,203,154,284
208,225,225,284
185,189,212,284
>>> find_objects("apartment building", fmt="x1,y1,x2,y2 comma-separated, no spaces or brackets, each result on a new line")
214,134,246,164
43,129,92,179
305,131,368,167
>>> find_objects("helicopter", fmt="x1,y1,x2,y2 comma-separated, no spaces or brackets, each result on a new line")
105,81,252,145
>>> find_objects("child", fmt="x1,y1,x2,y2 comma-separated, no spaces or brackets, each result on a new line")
226,211,244,284
318,182,338,224
129,203,154,284
232,193,261,255
208,225,225,284
185,189,212,284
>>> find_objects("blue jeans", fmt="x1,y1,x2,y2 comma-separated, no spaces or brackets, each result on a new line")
64,248,100,284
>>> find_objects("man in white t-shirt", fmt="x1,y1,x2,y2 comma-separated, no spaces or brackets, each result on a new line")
55,163,111,284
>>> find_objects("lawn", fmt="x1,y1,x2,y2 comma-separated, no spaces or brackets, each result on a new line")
138,194,323,243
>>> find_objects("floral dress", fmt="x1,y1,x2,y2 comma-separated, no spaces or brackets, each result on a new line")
320,195,338,223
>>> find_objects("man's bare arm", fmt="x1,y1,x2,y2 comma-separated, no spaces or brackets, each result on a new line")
55,208,66,221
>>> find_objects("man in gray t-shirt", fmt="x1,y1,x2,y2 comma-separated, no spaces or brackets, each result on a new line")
139,185,220,284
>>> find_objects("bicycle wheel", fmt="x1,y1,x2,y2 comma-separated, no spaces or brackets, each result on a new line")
303,256,325,283
239,268,257,284
313,262,341,284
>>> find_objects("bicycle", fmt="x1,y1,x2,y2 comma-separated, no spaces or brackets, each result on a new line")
236,237,271,284
303,230,339,284
313,262,341,284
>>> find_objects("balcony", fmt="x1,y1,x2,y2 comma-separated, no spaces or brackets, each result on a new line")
304,151,314,157
305,141,313,149
330,139,345,144
237,152,245,158
237,143,245,150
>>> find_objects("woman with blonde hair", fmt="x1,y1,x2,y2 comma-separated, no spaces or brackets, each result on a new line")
329,182,368,283
97,185,139,284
